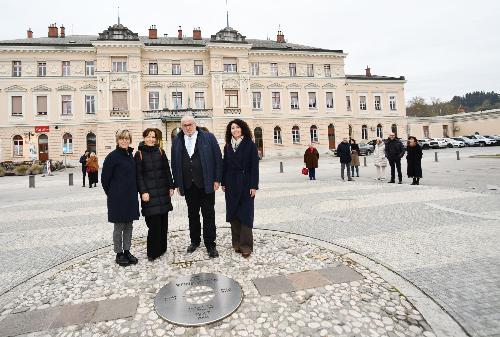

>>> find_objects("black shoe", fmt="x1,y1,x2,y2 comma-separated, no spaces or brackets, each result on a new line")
187,243,200,253
208,247,219,258
89,185,92,188
388,180,395,184
348,178,353,181
124,250,138,264
115,253,129,267
148,256,156,262
398,180,402,184
357,175,359,177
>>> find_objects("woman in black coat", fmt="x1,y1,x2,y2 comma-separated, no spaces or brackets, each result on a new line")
79,151,89,187
101,130,140,267
135,129,175,261
221,119,259,258
406,136,423,185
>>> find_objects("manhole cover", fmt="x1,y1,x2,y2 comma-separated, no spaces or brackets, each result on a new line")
154,273,243,326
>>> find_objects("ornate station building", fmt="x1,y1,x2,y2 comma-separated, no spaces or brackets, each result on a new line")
0,22,406,162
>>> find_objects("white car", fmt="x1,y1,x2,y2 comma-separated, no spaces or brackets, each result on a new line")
467,135,496,146
429,138,448,149
445,138,465,148
453,136,476,147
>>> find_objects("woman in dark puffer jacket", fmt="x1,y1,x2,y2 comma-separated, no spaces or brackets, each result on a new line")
135,128,175,261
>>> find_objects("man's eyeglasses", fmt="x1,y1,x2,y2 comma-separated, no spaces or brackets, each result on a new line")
182,123,194,128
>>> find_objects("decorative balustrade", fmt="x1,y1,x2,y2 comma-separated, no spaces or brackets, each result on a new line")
143,108,213,121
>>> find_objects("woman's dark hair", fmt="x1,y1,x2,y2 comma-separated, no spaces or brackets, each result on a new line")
350,139,357,144
142,128,159,145
408,136,418,142
225,119,252,144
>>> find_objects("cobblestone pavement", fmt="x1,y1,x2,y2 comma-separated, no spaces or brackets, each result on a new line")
0,231,438,337
0,146,499,336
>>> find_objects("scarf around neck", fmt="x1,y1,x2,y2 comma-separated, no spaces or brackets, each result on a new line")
231,136,244,151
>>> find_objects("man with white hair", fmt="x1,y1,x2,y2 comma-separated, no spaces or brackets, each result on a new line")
171,116,223,258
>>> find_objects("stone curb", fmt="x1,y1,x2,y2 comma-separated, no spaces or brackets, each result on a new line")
0,227,469,337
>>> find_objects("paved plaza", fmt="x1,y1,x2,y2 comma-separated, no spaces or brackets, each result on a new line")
0,146,499,337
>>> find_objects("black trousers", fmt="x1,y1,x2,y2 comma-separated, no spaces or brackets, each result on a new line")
389,158,402,181
184,185,216,248
145,213,169,259
82,170,86,186
230,219,253,253
308,168,316,179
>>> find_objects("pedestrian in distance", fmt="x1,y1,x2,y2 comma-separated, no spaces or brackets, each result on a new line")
350,139,361,177
406,136,423,185
385,133,405,184
86,152,99,188
135,128,175,261
79,150,89,187
303,143,319,180
373,137,388,180
221,119,259,258
336,137,353,181
171,116,223,259
101,130,140,267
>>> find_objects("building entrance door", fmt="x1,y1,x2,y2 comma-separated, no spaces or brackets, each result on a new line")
254,127,263,158
328,124,336,149
38,134,49,161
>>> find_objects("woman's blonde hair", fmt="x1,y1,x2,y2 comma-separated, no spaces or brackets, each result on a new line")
116,129,132,145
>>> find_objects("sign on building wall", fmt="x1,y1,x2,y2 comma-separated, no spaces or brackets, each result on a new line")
35,126,50,133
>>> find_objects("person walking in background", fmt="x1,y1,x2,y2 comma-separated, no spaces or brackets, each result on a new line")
101,130,140,267
303,144,319,180
135,128,175,261
406,136,423,185
171,116,223,258
336,137,352,181
350,139,361,177
385,133,405,184
86,152,99,188
79,150,89,187
373,137,387,180
221,119,259,258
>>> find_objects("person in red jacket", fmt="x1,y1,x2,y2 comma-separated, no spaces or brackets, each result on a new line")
303,144,319,180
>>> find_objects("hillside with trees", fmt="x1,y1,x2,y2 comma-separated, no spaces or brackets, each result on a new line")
406,91,500,117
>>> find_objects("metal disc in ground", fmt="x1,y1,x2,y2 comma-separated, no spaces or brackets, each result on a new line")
154,273,243,326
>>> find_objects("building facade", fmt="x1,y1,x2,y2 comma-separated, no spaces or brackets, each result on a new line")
0,22,406,163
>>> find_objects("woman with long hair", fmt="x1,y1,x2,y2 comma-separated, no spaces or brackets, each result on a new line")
135,128,175,261
221,119,259,258
373,137,387,180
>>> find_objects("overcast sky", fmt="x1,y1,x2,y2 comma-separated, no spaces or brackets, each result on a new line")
1,0,499,102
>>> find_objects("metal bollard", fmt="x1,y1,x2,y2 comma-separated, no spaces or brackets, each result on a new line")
363,156,367,167
456,151,460,160
29,175,35,188
280,161,283,173
69,172,74,186
434,152,438,162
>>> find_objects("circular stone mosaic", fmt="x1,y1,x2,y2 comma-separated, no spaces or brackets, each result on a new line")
154,273,243,326
0,229,437,337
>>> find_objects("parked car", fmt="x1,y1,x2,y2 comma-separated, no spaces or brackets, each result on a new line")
358,142,374,155
445,138,465,148
417,138,431,149
483,135,500,145
429,138,448,149
452,136,476,147
466,135,496,146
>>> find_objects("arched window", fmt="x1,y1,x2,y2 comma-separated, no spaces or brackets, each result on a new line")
13,135,23,156
273,126,282,144
391,124,398,137
361,125,368,140
376,124,383,138
292,126,300,144
310,125,318,143
86,132,96,153
63,133,73,154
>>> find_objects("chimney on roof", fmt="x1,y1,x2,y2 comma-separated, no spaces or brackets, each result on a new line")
277,30,285,43
149,25,157,39
178,26,183,40
365,66,372,77
27,28,33,39
48,23,58,38
193,27,202,40
60,25,65,38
